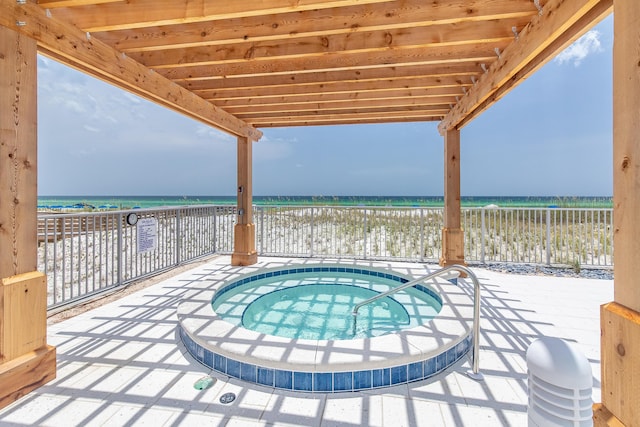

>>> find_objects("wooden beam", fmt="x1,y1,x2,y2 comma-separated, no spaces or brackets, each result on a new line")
129,20,518,69
93,0,537,53
46,0,396,31
1,1,261,140
438,0,613,133
0,25,38,278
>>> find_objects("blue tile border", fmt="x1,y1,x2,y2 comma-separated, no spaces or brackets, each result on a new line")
275,369,292,389
314,373,332,392
257,367,274,387
179,322,471,393
294,372,313,391
333,372,353,391
372,368,391,388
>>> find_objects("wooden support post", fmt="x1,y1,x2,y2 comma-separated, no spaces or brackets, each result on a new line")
595,2,640,426
231,136,258,266
440,128,466,268
0,25,56,410
0,28,38,277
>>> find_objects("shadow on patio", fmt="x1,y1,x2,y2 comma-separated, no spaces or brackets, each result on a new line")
0,256,611,427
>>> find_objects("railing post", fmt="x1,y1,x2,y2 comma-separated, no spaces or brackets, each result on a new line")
420,208,425,262
260,207,264,254
212,207,217,253
176,208,181,265
310,207,315,257
546,208,551,266
117,212,123,286
481,208,486,263
363,209,368,259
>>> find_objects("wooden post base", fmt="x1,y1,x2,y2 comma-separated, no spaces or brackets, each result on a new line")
231,252,258,266
0,272,57,409
593,403,625,427
597,302,640,426
439,227,466,271
232,223,258,266
0,345,56,410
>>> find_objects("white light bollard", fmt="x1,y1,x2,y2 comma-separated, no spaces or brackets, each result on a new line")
527,337,593,427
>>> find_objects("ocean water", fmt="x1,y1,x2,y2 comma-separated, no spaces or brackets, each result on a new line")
37,195,613,210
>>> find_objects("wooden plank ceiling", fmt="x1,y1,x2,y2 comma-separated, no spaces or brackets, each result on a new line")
5,0,612,134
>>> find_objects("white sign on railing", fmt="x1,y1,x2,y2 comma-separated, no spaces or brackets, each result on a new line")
137,217,158,253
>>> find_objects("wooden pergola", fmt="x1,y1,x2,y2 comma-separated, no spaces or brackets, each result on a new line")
0,1,637,424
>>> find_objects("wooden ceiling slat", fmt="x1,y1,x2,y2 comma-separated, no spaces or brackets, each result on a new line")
38,0,121,7
46,0,396,32
223,96,458,115
92,0,538,53
129,19,521,69
247,110,447,126
236,104,452,120
157,44,503,80
256,117,442,127
191,76,472,101
212,87,463,108
177,63,481,92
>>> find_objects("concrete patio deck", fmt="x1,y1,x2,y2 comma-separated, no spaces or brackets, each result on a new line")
0,256,612,426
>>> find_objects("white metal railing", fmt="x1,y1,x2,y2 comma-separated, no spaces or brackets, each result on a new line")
462,207,613,267
256,206,444,260
39,205,236,310
256,206,613,267
38,205,613,311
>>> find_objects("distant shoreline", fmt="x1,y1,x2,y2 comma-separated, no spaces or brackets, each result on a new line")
37,195,613,210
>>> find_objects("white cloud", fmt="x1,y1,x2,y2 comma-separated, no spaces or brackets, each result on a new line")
83,125,101,133
50,96,87,114
554,30,602,67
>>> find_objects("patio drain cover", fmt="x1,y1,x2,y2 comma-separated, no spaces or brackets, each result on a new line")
220,392,236,404
194,376,215,390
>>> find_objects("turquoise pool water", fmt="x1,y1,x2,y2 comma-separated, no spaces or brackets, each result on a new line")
212,270,442,340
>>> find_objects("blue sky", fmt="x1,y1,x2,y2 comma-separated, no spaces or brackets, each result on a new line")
37,16,613,197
